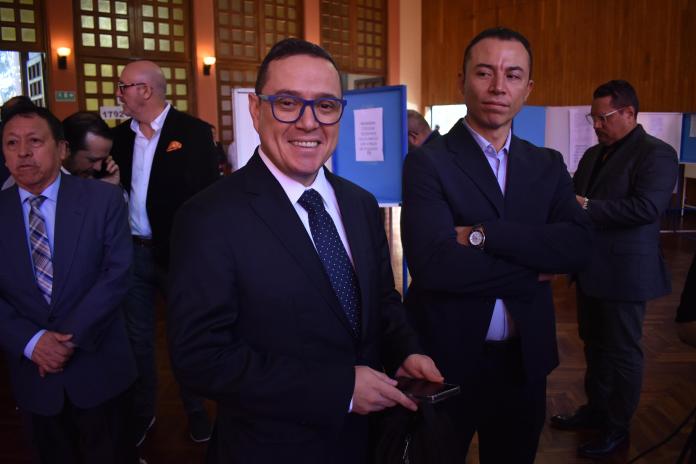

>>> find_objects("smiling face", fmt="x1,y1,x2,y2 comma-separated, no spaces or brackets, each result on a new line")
249,54,342,186
460,37,533,138
3,113,66,195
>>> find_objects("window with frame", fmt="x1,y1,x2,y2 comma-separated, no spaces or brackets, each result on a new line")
320,0,385,76
74,0,193,120
0,0,43,52
215,0,303,148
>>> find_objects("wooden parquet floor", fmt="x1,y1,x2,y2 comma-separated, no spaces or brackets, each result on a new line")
2,213,696,464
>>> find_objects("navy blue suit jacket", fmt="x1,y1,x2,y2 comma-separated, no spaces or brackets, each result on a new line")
573,124,678,301
0,173,136,415
168,153,421,464
402,120,593,384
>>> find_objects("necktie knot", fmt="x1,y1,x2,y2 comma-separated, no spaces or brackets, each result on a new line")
298,189,324,215
29,195,46,210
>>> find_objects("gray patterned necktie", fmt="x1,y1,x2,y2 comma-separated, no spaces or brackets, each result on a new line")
28,196,53,303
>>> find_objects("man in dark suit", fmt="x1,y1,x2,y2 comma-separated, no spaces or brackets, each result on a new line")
401,28,593,463
1,96,36,186
551,80,678,457
0,105,136,463
407,109,440,152
110,60,219,445
0,151,8,184
167,38,442,464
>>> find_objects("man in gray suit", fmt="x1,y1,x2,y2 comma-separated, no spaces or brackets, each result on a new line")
551,80,678,458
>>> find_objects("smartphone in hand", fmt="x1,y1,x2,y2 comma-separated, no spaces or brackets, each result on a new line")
396,377,460,404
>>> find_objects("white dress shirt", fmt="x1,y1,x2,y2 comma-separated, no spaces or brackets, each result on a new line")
258,148,354,264
462,118,517,341
128,104,171,237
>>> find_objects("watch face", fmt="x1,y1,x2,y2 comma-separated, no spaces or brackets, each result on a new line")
469,230,484,247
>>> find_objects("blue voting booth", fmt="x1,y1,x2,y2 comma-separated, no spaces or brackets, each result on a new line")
513,105,546,146
681,114,696,163
332,85,408,205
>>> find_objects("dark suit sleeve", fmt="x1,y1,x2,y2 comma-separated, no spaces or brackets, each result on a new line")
402,150,539,298
364,194,422,373
482,151,594,273
167,201,355,427
584,144,678,228
57,187,133,351
0,295,43,360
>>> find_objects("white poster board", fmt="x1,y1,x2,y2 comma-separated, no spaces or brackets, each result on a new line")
231,88,261,170
637,112,682,155
545,106,593,173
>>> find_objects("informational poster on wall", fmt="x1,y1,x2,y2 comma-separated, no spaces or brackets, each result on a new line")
354,107,384,162
231,88,261,170
637,112,682,155
567,107,598,173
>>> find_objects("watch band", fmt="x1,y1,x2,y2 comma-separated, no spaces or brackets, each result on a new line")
582,197,589,210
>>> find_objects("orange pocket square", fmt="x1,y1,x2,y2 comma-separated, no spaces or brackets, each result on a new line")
166,140,182,152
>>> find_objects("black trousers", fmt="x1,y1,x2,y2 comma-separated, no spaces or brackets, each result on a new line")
24,389,137,464
577,286,646,432
677,251,696,323
444,340,547,464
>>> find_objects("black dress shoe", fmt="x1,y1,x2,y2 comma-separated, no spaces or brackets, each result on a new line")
578,429,629,458
135,416,156,447
188,410,212,443
550,405,603,430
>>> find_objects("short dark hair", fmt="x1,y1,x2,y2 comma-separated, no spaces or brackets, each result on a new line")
463,27,533,79
0,95,34,121
2,105,64,142
407,109,431,132
593,80,639,116
255,38,341,94
62,111,112,156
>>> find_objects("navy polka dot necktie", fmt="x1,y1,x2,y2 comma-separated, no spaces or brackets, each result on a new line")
298,189,361,335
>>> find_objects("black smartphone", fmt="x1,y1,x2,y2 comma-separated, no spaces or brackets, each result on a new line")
93,160,110,179
396,377,460,404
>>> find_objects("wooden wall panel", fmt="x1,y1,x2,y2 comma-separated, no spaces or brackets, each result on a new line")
422,0,696,112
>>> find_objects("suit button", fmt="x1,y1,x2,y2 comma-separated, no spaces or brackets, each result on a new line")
48,315,55,323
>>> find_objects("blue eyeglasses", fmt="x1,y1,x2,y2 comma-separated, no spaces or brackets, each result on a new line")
257,94,348,125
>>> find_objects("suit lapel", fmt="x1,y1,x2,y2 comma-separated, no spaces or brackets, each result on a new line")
504,136,531,213
0,187,45,307
51,174,85,309
244,154,357,337
575,147,601,196
148,108,178,196
327,171,371,340
447,120,504,216
588,125,645,195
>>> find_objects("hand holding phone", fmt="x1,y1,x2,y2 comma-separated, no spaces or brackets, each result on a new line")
396,377,460,404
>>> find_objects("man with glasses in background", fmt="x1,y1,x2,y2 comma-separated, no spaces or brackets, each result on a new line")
167,38,442,464
110,60,219,446
551,80,678,458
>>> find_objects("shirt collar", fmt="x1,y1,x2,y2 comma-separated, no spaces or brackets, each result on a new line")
18,170,62,204
129,103,171,135
258,147,332,206
462,118,511,155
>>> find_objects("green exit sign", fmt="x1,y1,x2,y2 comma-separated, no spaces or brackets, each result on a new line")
55,90,76,102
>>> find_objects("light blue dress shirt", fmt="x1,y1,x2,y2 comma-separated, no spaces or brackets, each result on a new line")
18,174,61,359
462,119,517,341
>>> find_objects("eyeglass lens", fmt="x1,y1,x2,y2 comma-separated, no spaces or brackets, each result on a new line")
270,95,343,124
